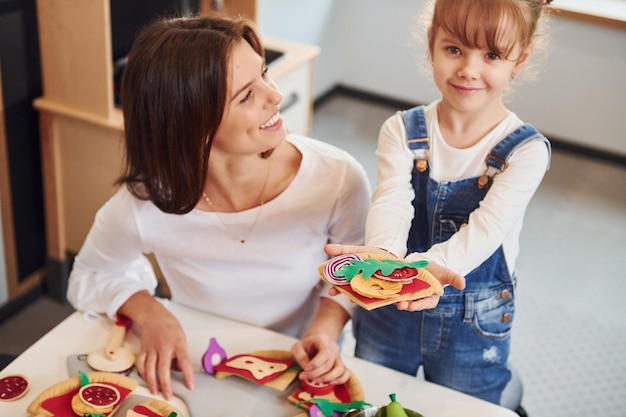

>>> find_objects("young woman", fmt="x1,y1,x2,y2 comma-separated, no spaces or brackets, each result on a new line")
67,13,371,400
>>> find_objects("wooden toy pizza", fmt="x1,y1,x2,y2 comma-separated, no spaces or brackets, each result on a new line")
26,370,138,417
319,253,444,310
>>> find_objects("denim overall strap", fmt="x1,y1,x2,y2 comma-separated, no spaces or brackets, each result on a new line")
480,124,552,188
402,106,431,251
403,105,429,166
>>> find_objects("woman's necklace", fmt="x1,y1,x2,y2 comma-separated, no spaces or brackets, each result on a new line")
202,162,271,244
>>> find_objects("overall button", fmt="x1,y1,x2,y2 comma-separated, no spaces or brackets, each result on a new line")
499,289,511,299
501,313,512,323
416,159,428,172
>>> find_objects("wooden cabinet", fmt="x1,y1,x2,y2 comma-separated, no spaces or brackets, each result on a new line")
0,0,48,309
33,0,319,299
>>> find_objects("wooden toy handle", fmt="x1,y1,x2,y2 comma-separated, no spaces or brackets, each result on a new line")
105,321,126,360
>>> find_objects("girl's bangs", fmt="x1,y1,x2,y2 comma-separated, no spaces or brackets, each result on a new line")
435,0,525,59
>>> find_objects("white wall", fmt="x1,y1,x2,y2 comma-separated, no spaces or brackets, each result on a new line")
257,0,339,97
258,0,626,157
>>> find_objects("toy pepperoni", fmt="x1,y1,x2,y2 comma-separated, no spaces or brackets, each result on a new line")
0,374,29,401
78,382,121,410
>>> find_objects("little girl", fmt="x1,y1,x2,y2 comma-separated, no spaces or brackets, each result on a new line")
332,0,553,409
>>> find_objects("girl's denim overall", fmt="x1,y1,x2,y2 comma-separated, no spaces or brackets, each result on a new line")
353,105,550,405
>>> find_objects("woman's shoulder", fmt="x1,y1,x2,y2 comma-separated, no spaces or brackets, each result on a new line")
286,134,361,166
285,134,369,189
97,185,160,221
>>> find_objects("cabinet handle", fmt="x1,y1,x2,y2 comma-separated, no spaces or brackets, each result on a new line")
280,92,299,113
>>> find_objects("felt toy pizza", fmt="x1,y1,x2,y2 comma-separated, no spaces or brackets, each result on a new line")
207,342,366,414
0,374,29,401
319,253,444,310
213,350,300,391
287,373,366,412
127,399,179,417
26,370,137,417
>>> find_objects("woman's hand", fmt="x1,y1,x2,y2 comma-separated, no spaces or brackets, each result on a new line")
325,243,393,258
292,297,351,386
118,291,195,400
291,333,350,386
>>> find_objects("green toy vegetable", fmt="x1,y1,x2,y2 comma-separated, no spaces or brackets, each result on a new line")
386,393,409,417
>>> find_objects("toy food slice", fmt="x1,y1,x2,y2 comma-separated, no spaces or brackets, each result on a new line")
0,374,29,401
213,350,299,391
288,371,365,411
319,253,444,310
127,399,179,417
26,371,137,417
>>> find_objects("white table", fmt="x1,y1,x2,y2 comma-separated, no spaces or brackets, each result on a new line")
0,301,517,417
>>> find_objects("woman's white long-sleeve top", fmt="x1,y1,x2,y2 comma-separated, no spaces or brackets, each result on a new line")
67,135,371,337
366,101,550,276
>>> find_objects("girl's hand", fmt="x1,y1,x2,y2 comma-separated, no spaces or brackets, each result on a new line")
291,333,351,386
395,259,465,311
395,294,442,311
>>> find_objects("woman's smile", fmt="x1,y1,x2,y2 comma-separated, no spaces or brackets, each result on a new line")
260,112,283,130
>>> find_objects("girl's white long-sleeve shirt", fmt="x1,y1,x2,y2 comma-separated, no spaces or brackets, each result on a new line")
67,135,371,338
366,101,550,276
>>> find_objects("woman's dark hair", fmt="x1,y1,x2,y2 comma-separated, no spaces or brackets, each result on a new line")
118,13,264,214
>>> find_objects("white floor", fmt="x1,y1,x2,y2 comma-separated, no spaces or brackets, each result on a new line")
312,93,626,417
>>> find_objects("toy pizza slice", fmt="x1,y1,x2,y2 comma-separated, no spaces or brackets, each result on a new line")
213,350,299,391
319,253,444,310
26,371,137,417
127,399,180,417
287,371,366,412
